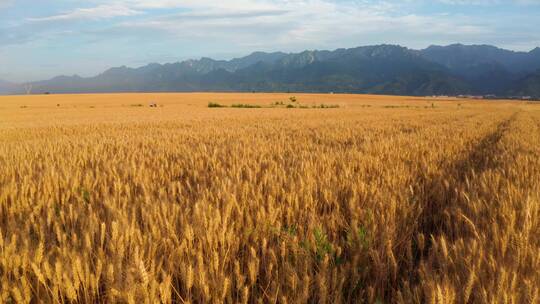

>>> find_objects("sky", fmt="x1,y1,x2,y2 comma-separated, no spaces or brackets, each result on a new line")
1,0,540,82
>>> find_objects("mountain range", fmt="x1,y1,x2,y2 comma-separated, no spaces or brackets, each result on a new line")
2,44,540,97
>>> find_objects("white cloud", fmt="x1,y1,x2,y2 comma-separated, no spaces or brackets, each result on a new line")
4,0,534,52
27,4,142,22
105,0,490,50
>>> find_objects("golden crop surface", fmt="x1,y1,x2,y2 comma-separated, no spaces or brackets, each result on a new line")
0,93,539,304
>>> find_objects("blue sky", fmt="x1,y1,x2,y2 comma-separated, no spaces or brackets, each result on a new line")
1,0,540,82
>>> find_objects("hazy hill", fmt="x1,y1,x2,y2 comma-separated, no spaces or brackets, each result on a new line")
4,44,540,96
0,80,16,94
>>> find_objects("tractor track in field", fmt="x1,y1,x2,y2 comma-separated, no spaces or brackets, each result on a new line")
390,112,519,300
416,112,516,242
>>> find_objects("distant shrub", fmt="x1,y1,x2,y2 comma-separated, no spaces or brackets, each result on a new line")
384,105,410,109
130,104,144,107
231,104,262,108
208,102,226,108
272,101,338,109
313,104,340,109
289,96,297,103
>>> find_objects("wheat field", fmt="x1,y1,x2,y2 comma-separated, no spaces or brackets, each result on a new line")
0,93,539,303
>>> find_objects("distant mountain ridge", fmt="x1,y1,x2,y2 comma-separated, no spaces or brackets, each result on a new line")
3,44,540,96
421,44,540,73
419,44,540,95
